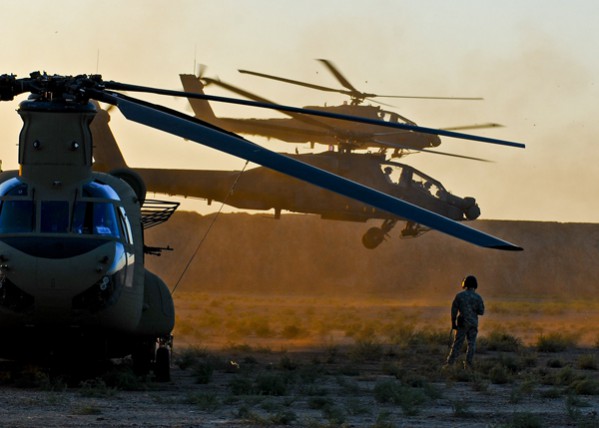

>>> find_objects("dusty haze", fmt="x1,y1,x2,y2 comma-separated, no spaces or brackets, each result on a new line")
145,212,599,301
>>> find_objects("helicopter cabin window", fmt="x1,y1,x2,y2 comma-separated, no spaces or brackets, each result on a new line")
0,178,34,233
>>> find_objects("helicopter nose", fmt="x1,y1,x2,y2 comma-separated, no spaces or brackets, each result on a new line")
430,135,442,148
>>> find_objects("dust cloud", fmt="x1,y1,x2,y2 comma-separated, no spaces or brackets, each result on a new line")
146,212,599,301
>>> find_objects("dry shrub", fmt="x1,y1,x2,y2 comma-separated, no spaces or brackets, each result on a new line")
373,379,427,416
577,354,598,370
536,332,577,352
348,338,385,362
479,331,523,352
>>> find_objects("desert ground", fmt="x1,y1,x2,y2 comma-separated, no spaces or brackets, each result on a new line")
0,292,598,427
1,212,598,427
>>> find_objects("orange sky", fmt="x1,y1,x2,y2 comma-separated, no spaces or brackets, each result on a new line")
1,0,598,223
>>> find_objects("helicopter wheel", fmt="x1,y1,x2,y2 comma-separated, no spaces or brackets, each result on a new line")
465,204,481,220
154,346,171,382
362,227,385,249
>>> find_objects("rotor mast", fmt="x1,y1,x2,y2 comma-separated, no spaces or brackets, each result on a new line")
18,98,95,187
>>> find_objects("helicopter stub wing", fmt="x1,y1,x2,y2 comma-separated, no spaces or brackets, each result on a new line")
95,91,521,251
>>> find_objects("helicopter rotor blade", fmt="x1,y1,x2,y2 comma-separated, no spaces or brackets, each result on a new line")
196,63,208,79
317,59,361,95
197,78,491,158
202,77,337,131
368,134,491,162
103,81,525,149
238,69,346,95
442,123,503,131
414,148,492,162
92,90,521,251
240,60,483,102
317,59,484,101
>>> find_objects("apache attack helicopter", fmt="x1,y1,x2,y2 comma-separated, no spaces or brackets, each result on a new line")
180,59,504,158
91,105,482,249
0,72,522,380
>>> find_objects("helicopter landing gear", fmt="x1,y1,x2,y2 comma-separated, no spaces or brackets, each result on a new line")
400,221,429,238
132,335,172,382
462,197,481,220
362,219,397,249
154,335,172,382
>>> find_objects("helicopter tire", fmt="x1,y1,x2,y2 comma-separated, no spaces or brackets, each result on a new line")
154,346,171,382
362,227,385,249
465,204,481,220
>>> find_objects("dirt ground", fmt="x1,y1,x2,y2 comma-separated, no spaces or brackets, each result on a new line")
0,339,598,427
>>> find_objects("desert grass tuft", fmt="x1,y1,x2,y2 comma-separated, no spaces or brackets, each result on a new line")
373,379,427,416
479,331,523,352
536,332,577,352
508,412,543,428
577,354,598,370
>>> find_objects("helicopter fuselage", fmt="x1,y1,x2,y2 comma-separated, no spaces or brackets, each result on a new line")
0,98,173,362
132,151,479,224
179,74,442,152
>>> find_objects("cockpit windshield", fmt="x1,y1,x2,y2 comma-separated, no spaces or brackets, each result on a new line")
380,164,447,200
71,201,120,237
71,181,121,237
0,178,125,239
380,164,403,185
377,110,416,125
0,200,34,233
82,180,120,200
411,170,445,199
0,178,34,233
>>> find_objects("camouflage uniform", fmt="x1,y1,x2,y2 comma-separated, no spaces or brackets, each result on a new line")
446,288,485,367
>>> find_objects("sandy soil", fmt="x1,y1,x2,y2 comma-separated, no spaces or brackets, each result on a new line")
0,343,598,428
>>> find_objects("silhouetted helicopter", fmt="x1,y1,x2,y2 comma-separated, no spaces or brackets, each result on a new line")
181,60,504,158
0,72,521,380
91,106,481,249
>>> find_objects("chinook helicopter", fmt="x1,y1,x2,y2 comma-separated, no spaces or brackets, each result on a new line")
91,105,481,249
181,60,503,157
0,72,521,380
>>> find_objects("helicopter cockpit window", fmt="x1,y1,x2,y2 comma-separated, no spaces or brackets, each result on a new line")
0,178,28,197
41,201,70,233
69,181,122,238
82,181,120,201
380,164,404,185
0,201,35,233
411,171,443,199
377,111,412,125
72,201,121,237
118,206,133,245
378,111,392,122
0,178,34,233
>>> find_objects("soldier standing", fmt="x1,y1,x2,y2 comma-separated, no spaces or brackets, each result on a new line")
445,275,485,368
